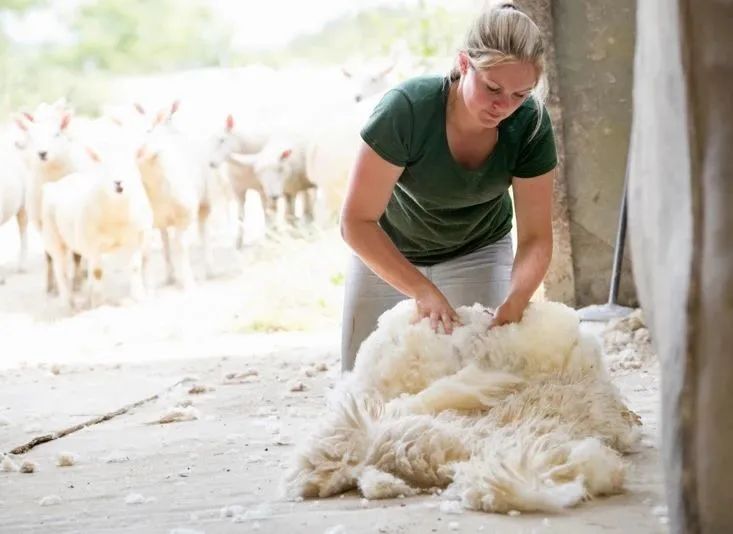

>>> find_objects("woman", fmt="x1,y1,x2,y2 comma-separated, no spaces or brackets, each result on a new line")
340,2,556,371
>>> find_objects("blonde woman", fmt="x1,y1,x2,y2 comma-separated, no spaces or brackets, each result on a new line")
340,2,556,371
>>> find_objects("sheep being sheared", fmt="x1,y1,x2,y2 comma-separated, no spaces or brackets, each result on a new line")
284,300,641,514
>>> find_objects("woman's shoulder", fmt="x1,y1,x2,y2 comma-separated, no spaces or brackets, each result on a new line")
391,74,448,106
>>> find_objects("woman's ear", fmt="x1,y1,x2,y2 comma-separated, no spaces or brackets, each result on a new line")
457,52,470,76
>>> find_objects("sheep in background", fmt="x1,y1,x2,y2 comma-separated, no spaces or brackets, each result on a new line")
0,125,30,281
284,300,642,514
16,101,91,294
230,135,315,227
136,113,204,288
40,142,154,309
207,114,272,249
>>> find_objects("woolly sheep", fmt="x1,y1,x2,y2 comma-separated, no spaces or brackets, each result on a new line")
41,144,153,309
230,135,315,226
0,127,29,280
16,101,91,294
208,114,273,248
284,300,641,514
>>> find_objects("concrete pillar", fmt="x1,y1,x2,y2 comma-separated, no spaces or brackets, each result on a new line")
553,0,637,306
515,0,576,306
628,0,733,532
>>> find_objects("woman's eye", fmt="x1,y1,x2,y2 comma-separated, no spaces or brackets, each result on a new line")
487,85,501,93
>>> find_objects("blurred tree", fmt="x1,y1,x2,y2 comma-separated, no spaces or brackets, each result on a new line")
58,0,231,73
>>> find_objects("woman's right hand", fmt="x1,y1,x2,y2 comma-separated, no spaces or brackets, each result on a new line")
413,284,461,334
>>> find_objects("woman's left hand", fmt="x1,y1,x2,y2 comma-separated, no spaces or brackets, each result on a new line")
488,297,527,329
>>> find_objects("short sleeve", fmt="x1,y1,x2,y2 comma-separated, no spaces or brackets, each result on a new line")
513,105,558,178
360,89,413,167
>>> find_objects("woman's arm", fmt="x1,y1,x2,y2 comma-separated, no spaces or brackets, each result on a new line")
490,168,555,327
340,140,460,333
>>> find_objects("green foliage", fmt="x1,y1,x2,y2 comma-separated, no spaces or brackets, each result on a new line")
261,5,469,65
0,0,232,117
60,0,231,74
0,1,471,119
0,0,46,12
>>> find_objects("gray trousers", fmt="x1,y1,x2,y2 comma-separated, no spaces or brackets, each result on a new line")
341,233,514,371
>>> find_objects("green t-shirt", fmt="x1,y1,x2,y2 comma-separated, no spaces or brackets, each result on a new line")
360,74,557,266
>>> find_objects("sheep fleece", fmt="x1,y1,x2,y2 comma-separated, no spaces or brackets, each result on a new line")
284,300,642,513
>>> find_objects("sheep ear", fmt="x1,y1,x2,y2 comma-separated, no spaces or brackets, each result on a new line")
14,116,28,132
22,112,35,123
379,62,395,78
85,146,101,163
153,110,166,126
133,102,146,115
341,67,353,79
170,99,180,115
60,112,72,131
225,114,235,132
279,148,293,161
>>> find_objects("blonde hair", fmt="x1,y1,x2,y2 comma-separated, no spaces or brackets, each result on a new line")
449,2,548,138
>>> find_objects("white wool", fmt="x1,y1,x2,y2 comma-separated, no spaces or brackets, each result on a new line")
324,526,347,534
0,415,11,426
1,455,19,472
357,466,419,500
20,460,38,473
169,529,205,534
39,495,62,506
103,451,130,463
125,493,146,505
285,300,641,514
56,452,78,467
288,381,307,392
449,521,460,531
603,309,656,372
439,500,464,515
153,406,200,424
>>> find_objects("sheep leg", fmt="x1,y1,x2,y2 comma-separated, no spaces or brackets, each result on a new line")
127,248,147,302
16,206,28,273
45,253,57,295
301,188,315,225
86,256,103,308
284,193,296,226
171,226,195,289
71,252,84,292
198,203,213,278
160,228,175,285
259,190,277,232
43,238,72,309
235,193,246,250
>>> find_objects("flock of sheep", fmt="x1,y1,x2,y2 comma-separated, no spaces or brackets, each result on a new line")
0,65,394,310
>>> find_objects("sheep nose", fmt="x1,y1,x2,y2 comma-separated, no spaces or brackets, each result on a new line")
355,95,362,103
113,180,124,193
38,151,48,161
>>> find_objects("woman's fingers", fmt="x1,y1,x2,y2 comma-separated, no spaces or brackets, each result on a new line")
441,312,454,334
429,311,440,331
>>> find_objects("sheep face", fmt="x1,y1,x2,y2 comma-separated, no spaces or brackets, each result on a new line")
254,147,295,199
24,112,73,165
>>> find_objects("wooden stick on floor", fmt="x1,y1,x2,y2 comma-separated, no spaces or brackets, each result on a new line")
6,378,195,456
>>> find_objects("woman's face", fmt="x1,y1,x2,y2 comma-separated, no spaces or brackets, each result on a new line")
458,53,537,128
